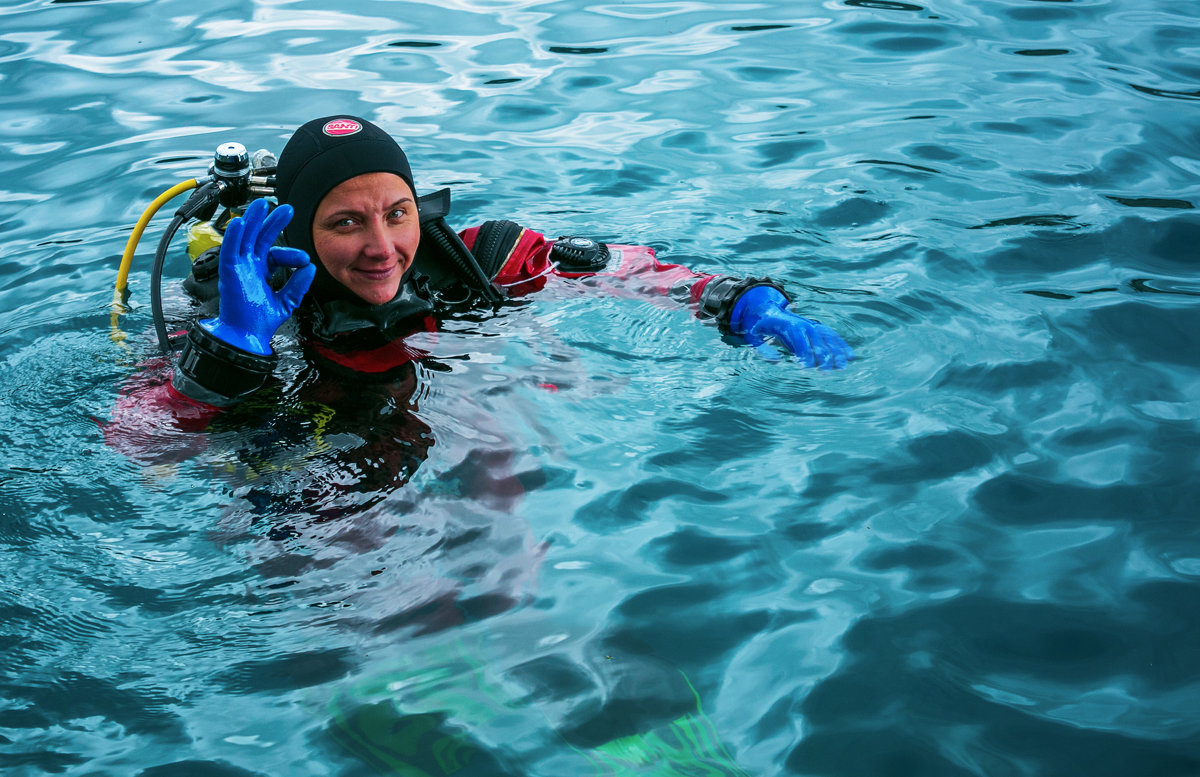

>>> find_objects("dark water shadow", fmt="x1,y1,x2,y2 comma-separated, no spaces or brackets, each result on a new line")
789,588,1200,776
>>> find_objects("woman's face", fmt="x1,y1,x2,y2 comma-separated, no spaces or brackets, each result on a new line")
312,172,420,306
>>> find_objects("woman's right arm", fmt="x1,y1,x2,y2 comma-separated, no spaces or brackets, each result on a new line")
173,198,314,405
105,200,314,462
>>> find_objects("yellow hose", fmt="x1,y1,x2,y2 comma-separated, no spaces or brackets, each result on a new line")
112,178,198,308
110,179,198,345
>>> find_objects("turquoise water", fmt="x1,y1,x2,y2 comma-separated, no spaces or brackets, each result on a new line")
2,0,1200,774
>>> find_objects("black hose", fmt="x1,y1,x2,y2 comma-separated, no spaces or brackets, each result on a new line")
422,218,504,304
150,212,188,353
150,182,222,352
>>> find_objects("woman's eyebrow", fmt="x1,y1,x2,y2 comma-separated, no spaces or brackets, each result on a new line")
323,197,414,219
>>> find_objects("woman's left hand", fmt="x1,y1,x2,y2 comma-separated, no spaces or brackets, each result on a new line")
730,286,854,369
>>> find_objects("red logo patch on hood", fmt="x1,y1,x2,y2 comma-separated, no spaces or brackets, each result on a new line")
323,118,363,137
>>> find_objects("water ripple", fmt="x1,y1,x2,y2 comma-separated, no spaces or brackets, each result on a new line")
1,0,1199,773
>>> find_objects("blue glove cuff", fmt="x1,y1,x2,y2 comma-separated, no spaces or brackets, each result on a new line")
729,285,789,334
200,317,274,356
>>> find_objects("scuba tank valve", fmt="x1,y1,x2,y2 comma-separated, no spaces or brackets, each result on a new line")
113,140,278,352
212,142,249,206
187,147,278,260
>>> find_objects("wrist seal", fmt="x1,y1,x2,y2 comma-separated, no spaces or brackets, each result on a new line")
171,323,277,406
698,276,788,330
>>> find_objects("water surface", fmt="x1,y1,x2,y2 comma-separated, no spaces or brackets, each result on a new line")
1,0,1199,775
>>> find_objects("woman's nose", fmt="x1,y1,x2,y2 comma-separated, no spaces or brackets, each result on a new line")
362,218,396,260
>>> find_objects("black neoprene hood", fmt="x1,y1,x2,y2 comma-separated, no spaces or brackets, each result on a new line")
274,115,417,264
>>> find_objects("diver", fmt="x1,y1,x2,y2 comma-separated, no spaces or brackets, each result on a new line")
105,116,850,775
107,112,853,477
157,115,852,410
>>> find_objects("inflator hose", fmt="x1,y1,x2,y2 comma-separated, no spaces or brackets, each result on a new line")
111,179,198,347
148,212,189,352
113,179,198,306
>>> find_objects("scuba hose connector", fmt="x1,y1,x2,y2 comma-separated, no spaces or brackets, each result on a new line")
248,173,277,198
698,275,788,331
208,142,279,207
171,142,273,221
172,323,278,407
248,148,277,198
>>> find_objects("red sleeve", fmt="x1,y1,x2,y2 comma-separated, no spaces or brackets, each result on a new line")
458,225,717,307
102,358,221,465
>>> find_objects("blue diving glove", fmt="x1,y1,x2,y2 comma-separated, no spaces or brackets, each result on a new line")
199,198,315,355
729,285,854,369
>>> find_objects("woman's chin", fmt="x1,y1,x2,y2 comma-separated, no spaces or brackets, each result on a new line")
350,278,401,306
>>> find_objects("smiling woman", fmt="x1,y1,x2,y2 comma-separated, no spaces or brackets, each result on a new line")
312,172,421,306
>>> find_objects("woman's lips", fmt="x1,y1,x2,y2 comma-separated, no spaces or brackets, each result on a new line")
354,264,395,281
